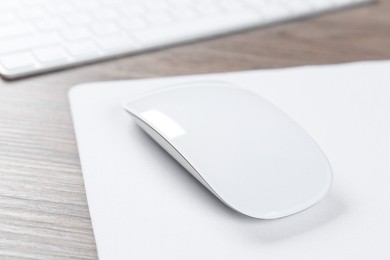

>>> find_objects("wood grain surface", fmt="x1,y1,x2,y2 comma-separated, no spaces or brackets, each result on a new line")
0,1,389,259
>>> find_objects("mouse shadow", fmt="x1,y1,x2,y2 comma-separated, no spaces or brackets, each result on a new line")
241,192,346,243
133,126,347,243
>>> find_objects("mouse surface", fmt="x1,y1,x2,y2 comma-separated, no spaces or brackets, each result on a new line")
123,82,332,219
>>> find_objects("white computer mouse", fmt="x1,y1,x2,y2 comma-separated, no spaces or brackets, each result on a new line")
123,82,332,219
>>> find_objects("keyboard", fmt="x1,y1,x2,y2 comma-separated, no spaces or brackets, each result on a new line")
0,0,373,79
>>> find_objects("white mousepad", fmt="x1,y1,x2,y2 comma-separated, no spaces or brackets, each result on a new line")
69,61,390,260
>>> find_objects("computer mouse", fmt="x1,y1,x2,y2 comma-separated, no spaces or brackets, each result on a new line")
123,82,332,219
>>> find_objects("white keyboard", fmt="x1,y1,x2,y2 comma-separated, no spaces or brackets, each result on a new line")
0,0,373,79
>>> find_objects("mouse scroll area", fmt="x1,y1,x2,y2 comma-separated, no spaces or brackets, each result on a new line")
124,82,332,219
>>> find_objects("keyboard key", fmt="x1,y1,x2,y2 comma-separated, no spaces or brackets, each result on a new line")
34,17,65,31
218,1,246,11
0,34,61,55
196,4,222,15
0,13,17,24
168,0,193,6
145,12,173,24
72,0,99,10
143,0,170,10
66,41,100,57
0,0,20,11
0,52,36,70
119,17,148,30
47,3,73,15
100,0,124,5
133,11,260,45
19,0,46,6
95,34,136,52
33,46,69,64
169,7,198,20
93,9,118,20
90,22,119,35
120,3,146,15
17,7,45,20
62,27,91,40
0,23,33,39
65,13,92,25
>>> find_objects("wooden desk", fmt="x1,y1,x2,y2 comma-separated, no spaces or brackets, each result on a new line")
0,1,389,259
